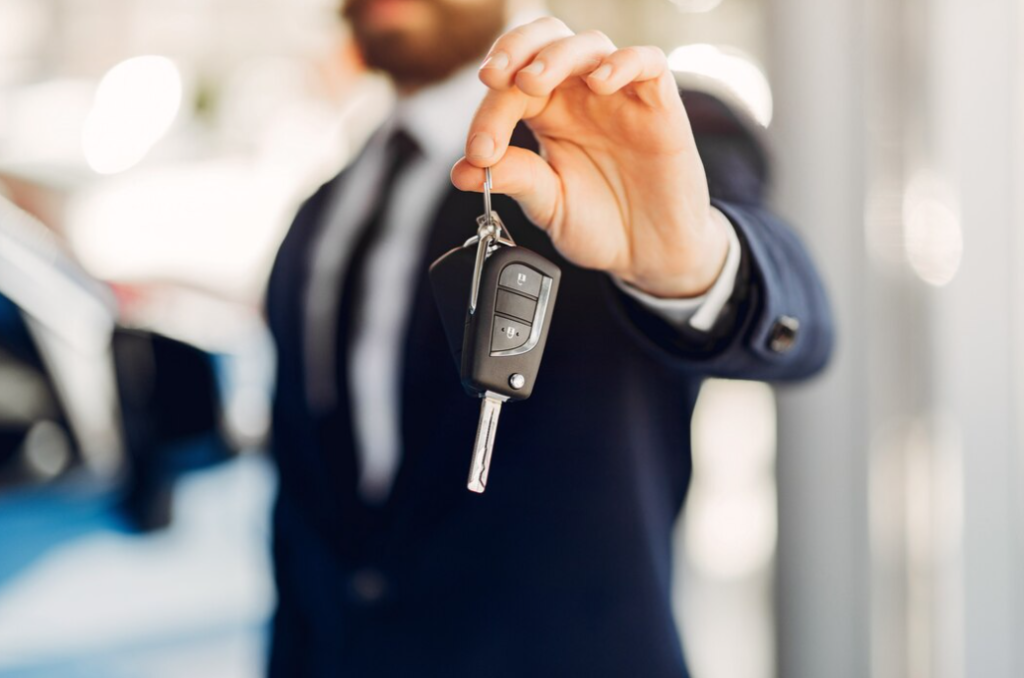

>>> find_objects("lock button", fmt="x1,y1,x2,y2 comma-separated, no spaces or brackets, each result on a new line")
491,317,531,352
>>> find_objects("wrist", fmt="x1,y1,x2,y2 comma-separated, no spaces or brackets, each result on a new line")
621,206,732,299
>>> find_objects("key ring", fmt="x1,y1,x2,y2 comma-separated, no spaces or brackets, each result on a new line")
467,167,515,247
468,167,515,315
483,167,493,225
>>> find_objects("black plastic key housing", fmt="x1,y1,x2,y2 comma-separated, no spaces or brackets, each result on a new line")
429,244,560,401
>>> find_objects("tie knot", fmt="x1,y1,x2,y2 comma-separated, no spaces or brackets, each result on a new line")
386,128,420,175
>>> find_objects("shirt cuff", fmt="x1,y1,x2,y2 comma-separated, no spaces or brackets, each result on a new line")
611,207,742,333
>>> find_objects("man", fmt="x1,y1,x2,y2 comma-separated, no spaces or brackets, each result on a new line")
266,0,833,676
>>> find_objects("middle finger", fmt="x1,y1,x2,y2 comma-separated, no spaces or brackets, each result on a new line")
513,30,617,98
479,17,575,91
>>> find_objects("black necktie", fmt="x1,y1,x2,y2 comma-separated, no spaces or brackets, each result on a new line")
335,129,420,404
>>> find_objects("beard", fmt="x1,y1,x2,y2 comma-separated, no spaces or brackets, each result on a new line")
342,0,506,89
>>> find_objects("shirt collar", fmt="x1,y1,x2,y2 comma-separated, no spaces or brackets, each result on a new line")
393,61,487,163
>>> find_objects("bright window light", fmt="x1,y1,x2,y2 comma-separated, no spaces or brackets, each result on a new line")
82,55,183,175
686,379,778,580
902,172,963,287
668,44,774,128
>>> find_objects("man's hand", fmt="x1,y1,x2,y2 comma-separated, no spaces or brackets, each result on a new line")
451,17,730,299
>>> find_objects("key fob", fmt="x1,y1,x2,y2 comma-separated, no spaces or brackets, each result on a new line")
429,244,560,401
462,246,559,400
429,167,560,494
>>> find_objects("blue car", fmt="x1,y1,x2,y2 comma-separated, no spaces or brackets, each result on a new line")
0,195,233,530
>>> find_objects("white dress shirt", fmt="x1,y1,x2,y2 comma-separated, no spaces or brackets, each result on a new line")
304,62,742,503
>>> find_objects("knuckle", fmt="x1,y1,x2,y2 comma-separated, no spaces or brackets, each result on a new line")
616,46,644,65
497,30,529,53
478,68,511,91
515,72,547,96
531,35,573,64
535,16,570,34
507,23,530,38
644,45,668,64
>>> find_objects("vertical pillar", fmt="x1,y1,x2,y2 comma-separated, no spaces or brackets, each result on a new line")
764,1,872,677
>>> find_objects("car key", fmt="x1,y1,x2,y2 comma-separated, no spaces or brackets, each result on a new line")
429,168,561,493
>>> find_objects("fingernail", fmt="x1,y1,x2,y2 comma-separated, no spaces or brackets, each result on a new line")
520,60,546,76
481,52,510,71
590,64,613,81
468,133,495,159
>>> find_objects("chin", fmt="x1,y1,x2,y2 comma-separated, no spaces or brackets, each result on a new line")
362,42,463,88
345,0,504,88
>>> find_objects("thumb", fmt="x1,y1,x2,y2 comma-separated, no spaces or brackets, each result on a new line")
451,146,561,233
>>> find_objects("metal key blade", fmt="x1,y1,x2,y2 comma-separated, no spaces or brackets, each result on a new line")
467,394,503,493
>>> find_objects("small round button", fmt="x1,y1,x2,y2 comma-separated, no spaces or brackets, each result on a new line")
509,374,526,390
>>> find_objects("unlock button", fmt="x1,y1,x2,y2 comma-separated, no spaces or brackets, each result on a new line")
499,264,543,298
491,318,531,352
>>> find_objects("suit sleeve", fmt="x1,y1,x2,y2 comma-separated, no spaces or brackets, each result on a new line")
606,89,834,383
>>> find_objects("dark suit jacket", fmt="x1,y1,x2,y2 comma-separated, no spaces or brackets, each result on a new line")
265,90,833,678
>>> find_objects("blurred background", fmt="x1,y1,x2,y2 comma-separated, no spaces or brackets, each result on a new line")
0,0,1021,677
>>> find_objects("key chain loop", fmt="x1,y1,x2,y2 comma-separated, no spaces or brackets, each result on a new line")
468,166,515,315
475,166,514,245
484,167,493,224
